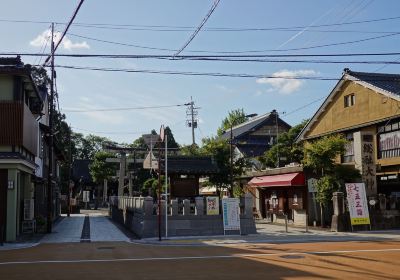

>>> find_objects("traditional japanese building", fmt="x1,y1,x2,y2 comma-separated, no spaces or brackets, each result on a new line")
220,110,291,158
297,68,400,213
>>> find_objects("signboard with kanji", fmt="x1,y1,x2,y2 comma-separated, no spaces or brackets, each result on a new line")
222,198,241,231
206,197,219,215
345,183,370,225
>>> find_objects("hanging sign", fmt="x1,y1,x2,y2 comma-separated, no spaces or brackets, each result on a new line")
345,183,370,225
222,198,241,231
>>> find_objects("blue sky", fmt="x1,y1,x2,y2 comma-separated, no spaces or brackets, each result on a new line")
1,0,400,145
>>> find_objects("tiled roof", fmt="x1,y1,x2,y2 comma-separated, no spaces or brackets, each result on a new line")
344,68,400,96
220,112,276,140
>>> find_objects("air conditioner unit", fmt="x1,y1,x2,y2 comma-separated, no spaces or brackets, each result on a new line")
24,199,34,221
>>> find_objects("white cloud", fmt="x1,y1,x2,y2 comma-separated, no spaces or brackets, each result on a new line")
30,30,90,50
256,69,318,94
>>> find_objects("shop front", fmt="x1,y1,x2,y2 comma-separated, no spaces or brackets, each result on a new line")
249,172,308,226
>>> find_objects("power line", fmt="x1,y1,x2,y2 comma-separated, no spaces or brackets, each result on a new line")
71,126,147,135
63,103,187,112
5,51,400,59
49,30,400,54
43,0,86,65
284,96,328,117
47,64,400,81
2,14,400,31
173,0,221,57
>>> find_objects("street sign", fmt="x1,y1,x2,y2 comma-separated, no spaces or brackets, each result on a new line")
143,152,158,170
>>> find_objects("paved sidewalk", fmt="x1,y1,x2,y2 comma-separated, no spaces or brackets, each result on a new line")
133,222,400,246
41,215,85,243
90,216,130,242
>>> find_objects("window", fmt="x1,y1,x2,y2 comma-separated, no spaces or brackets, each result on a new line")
342,133,354,163
344,94,355,107
378,120,400,159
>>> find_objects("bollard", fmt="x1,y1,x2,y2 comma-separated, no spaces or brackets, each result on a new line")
305,214,309,233
284,214,288,233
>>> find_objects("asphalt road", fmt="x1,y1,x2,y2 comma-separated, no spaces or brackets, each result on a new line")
1,240,399,280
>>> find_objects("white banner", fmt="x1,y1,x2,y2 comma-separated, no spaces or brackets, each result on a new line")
345,183,370,225
222,198,241,231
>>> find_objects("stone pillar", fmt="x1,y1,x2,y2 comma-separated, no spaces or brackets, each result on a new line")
379,193,387,211
331,192,347,232
103,179,108,203
243,193,253,218
118,152,126,197
183,199,191,216
354,131,377,196
144,197,154,216
195,197,204,215
171,199,178,216
332,192,344,215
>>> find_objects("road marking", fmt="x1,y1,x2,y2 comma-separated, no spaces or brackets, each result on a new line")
0,248,400,266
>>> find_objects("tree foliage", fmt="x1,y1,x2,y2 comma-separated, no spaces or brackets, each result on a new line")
303,134,347,175
302,134,360,206
89,151,117,184
217,108,249,136
201,136,249,195
261,119,308,168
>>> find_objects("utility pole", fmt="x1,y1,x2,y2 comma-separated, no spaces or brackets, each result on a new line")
67,124,72,217
46,23,55,233
186,97,199,145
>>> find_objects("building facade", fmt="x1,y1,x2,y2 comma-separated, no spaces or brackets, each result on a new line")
297,69,400,222
0,57,61,242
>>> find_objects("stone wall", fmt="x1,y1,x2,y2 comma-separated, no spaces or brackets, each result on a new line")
110,194,257,238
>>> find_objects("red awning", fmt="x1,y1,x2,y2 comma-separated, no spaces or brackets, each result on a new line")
248,172,305,188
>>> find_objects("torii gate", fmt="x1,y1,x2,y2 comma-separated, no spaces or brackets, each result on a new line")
104,146,146,197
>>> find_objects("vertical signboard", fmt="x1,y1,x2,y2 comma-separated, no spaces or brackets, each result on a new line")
83,191,90,203
222,198,241,233
345,183,370,225
206,197,219,215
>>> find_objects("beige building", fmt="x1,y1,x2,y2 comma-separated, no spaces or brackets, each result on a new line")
297,68,400,207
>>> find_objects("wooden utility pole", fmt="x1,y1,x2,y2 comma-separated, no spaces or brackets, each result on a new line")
46,23,55,233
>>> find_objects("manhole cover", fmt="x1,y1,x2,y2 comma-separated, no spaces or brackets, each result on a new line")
97,247,115,250
280,255,305,259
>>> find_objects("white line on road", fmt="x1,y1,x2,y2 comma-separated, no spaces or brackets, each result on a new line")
0,248,399,266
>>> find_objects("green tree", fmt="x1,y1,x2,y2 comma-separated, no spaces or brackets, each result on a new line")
200,136,249,196
303,134,349,226
164,126,180,149
303,134,347,176
261,119,308,168
217,108,249,136
180,144,201,156
89,151,117,184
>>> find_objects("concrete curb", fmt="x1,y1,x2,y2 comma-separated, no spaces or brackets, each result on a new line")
0,243,39,251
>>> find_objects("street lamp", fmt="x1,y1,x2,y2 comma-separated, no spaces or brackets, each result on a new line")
230,113,257,196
